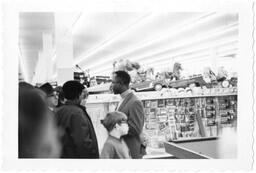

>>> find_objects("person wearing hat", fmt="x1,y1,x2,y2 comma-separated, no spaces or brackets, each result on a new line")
39,83,58,112
100,111,131,159
55,80,99,158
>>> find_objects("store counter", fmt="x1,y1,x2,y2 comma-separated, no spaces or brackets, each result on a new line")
143,147,175,159
164,137,218,159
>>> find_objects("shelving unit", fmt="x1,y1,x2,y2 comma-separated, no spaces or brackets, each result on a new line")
141,94,237,149
86,90,237,155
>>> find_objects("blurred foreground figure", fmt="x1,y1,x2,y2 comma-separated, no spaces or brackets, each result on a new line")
19,82,61,158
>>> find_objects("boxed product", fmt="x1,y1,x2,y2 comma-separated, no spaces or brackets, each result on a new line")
166,99,175,106
157,99,165,107
149,112,157,120
158,115,168,122
150,100,158,108
144,108,150,115
144,100,151,108
145,121,159,130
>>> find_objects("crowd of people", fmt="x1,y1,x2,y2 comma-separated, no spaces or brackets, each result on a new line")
19,70,146,159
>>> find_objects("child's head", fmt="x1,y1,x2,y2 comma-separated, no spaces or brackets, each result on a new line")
101,111,129,136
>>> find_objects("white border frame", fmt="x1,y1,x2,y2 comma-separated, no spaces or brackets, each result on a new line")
1,0,254,171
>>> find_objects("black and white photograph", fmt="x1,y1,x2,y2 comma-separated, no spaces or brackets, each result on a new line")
0,0,255,172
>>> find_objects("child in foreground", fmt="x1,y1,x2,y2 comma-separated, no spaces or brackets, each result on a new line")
100,111,131,159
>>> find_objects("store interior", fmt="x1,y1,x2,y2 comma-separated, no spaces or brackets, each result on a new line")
18,12,238,159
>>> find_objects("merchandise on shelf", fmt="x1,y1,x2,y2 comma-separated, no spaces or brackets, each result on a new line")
142,95,237,149
85,89,237,151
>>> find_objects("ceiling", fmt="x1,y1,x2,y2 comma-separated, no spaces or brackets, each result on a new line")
19,12,238,83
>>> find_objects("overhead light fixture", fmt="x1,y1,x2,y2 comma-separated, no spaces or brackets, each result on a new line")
84,14,237,70
128,23,238,62
76,12,217,66
88,38,238,76
140,37,238,65
91,47,238,76
74,12,153,65
88,36,238,75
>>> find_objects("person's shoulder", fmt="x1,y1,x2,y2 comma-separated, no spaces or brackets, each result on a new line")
102,138,116,151
101,139,116,158
130,91,141,100
56,104,83,115
130,94,143,105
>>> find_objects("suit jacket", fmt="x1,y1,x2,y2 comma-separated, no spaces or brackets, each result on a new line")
117,91,145,158
55,101,99,158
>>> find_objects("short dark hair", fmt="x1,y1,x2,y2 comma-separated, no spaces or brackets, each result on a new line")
114,71,131,86
62,80,85,100
39,82,54,97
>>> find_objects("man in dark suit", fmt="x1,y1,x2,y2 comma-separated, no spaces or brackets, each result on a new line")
111,71,145,158
55,80,99,158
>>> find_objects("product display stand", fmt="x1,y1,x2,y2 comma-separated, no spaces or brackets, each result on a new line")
86,90,237,158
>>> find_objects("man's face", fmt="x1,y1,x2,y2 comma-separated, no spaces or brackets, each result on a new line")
47,91,58,107
111,74,122,95
79,89,88,105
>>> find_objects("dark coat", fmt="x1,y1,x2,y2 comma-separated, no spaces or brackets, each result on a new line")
117,92,145,158
55,101,99,158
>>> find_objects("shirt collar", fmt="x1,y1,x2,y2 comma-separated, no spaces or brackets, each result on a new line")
120,89,132,99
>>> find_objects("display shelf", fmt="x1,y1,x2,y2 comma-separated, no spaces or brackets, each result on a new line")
86,91,237,104
87,83,111,93
85,90,237,156
141,94,237,148
138,93,237,101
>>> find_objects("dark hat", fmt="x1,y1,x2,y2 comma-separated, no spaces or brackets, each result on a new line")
101,111,127,132
39,83,54,97
62,80,85,100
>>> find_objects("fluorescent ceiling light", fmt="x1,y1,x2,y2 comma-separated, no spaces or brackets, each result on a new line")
91,43,238,74
91,49,237,76
74,12,152,64
140,38,238,65
128,24,237,62
76,12,216,65
88,37,238,75
84,17,237,70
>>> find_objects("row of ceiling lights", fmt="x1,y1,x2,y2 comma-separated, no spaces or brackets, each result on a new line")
77,13,237,73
